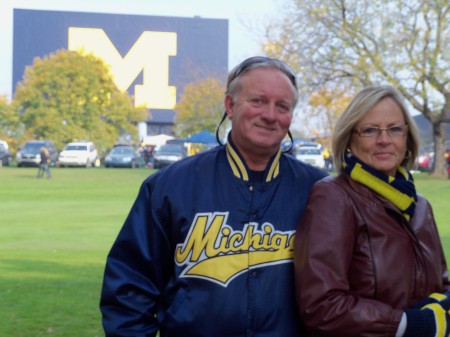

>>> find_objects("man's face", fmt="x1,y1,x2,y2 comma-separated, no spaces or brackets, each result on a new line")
225,67,296,157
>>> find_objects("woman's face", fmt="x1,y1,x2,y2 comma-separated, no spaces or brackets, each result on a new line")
349,97,408,176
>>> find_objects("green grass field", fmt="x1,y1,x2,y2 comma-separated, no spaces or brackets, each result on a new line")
0,167,449,337
0,167,152,337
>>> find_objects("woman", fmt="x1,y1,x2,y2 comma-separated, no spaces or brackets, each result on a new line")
294,85,450,337
36,147,51,178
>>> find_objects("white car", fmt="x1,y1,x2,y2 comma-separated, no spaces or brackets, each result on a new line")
58,141,98,167
295,146,326,169
0,140,9,150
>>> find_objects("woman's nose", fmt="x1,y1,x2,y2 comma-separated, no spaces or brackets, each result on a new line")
376,129,392,143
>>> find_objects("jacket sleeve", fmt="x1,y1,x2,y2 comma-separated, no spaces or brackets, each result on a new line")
294,179,402,337
100,177,172,337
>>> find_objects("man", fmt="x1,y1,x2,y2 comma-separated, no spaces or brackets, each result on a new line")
100,56,327,336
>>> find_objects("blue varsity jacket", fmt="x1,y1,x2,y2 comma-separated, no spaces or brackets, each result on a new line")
100,138,327,337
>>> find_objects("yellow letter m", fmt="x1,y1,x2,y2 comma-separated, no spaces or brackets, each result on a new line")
68,27,177,109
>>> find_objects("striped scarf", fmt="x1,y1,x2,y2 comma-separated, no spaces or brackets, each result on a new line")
343,153,417,220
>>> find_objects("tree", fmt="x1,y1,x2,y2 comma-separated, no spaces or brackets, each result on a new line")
174,77,225,138
0,95,24,154
293,87,354,141
263,0,450,177
13,49,147,156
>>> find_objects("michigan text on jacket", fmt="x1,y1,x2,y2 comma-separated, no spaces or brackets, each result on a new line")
175,212,295,287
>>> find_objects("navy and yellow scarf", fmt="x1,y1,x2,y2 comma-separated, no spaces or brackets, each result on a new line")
343,153,417,220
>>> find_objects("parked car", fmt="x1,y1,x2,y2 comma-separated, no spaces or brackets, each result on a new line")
0,140,10,150
16,140,58,167
0,142,12,166
105,145,141,168
294,145,326,169
58,141,98,167
417,152,433,171
282,138,321,155
153,143,186,169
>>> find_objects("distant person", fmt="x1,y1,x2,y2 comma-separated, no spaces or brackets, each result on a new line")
100,56,327,336
36,147,51,179
447,153,450,179
143,145,154,168
322,147,334,171
295,85,450,337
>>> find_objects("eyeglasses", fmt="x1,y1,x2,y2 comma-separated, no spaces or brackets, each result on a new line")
228,56,298,90
353,125,409,138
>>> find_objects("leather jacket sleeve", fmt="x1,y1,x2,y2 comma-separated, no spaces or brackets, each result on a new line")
294,177,403,337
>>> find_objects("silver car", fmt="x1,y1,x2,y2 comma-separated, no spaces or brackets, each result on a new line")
153,144,186,169
16,140,58,167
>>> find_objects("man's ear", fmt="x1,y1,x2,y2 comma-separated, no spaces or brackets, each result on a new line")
224,94,234,118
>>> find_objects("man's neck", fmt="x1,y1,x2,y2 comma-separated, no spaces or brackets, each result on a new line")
229,134,279,171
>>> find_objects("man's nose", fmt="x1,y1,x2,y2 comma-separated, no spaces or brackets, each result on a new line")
261,104,277,120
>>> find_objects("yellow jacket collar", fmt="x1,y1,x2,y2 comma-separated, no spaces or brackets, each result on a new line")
225,141,281,182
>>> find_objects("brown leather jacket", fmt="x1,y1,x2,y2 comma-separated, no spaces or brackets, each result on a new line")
294,174,450,337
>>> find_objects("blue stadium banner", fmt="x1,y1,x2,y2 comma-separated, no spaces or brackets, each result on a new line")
13,9,228,124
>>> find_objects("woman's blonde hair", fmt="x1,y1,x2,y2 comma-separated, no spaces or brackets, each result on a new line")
332,85,421,174
40,147,49,155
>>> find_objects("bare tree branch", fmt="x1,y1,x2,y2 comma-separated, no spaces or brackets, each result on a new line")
262,0,450,177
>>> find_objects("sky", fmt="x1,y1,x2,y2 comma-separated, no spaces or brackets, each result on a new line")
0,0,284,100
